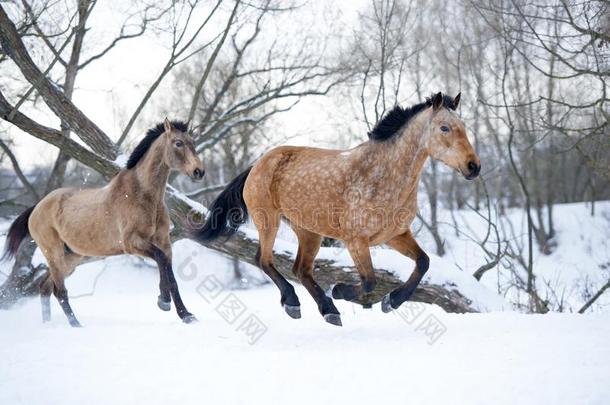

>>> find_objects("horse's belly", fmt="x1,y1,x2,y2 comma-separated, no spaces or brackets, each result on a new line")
56,208,123,256
281,201,342,238
338,203,415,243
62,237,123,257
59,225,123,257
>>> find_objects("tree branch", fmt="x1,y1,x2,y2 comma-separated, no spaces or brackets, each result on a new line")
0,5,118,159
578,279,610,314
0,138,39,200
0,90,118,177
187,0,240,123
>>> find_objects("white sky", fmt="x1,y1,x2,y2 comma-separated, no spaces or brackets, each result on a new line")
2,0,370,170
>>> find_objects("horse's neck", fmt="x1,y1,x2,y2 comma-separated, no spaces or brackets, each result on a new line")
134,140,170,202
394,114,430,192
364,110,430,197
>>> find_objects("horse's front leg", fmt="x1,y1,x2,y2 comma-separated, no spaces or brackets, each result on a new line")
381,230,429,312
127,236,196,323
150,239,197,324
152,237,172,312
331,238,377,302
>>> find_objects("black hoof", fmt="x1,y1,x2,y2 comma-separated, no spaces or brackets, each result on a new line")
323,313,342,327
182,314,198,324
283,304,301,319
381,293,394,313
157,296,171,311
331,284,342,300
69,319,82,328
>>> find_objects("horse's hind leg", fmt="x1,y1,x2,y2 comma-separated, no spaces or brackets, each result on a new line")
34,231,82,327
51,276,81,327
332,238,377,302
253,211,301,319
291,227,341,326
40,277,52,323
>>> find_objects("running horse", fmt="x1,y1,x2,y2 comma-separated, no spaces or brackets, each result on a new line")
196,92,480,326
3,119,205,326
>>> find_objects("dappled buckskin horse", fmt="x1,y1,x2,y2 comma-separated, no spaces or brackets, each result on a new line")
2,119,204,326
195,92,480,326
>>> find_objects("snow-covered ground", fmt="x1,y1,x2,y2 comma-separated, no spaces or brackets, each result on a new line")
1,261,609,405
1,202,609,404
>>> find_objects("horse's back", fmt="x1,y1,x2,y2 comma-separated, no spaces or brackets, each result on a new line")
245,145,340,201
30,186,80,228
33,186,107,222
244,145,354,237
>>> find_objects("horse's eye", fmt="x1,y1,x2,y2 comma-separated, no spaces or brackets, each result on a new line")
174,140,184,148
440,126,450,133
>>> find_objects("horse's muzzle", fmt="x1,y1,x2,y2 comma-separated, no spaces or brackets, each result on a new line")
192,168,205,180
464,160,481,180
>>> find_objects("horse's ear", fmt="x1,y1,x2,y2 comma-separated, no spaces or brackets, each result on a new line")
432,92,443,111
453,93,461,110
163,117,173,133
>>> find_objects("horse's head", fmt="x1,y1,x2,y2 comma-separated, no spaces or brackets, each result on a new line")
162,118,205,180
425,92,481,180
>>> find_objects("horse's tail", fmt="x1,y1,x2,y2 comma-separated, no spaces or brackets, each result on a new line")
194,167,252,242
2,205,35,261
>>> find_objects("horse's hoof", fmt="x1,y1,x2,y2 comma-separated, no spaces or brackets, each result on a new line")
157,297,171,311
69,319,82,328
331,284,342,299
182,314,198,324
323,313,342,327
283,304,301,319
381,293,394,313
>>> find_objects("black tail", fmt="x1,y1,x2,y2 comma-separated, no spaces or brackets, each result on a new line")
2,205,35,261
194,167,252,242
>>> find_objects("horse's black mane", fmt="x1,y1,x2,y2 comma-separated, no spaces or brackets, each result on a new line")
126,120,188,169
368,94,456,142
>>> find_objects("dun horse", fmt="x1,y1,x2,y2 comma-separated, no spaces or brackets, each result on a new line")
196,92,480,326
3,119,204,326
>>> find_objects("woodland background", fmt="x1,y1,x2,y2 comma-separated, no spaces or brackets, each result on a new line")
0,0,608,313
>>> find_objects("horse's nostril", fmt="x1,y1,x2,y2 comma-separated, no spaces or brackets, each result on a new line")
468,161,478,173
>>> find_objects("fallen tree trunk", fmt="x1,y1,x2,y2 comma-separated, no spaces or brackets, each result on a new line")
194,233,476,313
0,182,477,313
167,190,478,313
0,237,48,309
